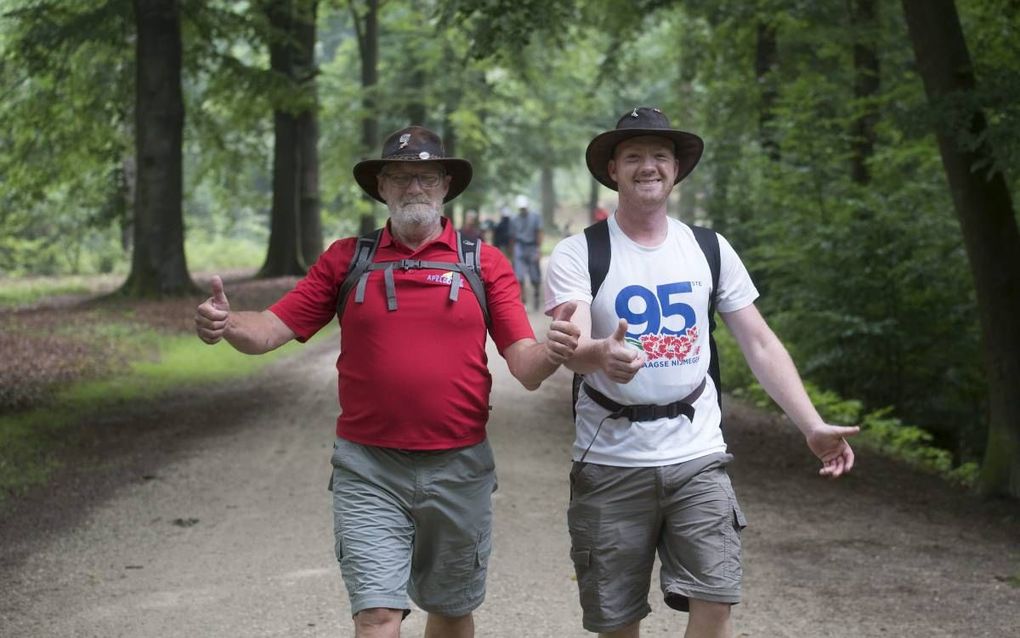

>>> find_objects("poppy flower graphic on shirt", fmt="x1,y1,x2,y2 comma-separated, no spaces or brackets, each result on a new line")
638,325,700,362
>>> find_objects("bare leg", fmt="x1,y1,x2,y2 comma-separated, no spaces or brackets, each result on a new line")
684,599,732,638
424,612,474,638
353,608,403,638
599,621,640,638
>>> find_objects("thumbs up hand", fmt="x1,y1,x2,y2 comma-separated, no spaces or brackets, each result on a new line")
195,275,231,344
210,275,229,311
603,319,644,384
544,302,580,365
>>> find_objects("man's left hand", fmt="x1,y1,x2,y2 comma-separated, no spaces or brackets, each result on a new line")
806,424,861,478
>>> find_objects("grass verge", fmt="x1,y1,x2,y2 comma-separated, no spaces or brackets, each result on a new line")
0,331,304,507
0,274,123,307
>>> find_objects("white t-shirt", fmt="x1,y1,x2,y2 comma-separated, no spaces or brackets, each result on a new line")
544,214,759,466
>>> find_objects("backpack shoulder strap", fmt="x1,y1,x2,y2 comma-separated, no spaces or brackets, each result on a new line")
573,219,612,420
690,225,720,318
690,224,722,411
336,228,383,320
455,230,490,326
584,219,611,300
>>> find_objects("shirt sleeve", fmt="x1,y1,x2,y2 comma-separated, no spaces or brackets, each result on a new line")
544,233,592,312
268,239,354,342
481,244,536,352
715,233,760,313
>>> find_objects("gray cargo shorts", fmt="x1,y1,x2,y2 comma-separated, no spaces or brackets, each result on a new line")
329,437,497,617
567,452,747,633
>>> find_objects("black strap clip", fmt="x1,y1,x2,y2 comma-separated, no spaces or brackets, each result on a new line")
582,378,707,423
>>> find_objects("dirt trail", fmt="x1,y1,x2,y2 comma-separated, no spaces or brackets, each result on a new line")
1,312,1018,637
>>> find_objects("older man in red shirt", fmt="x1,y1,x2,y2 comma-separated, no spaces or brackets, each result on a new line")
195,126,579,638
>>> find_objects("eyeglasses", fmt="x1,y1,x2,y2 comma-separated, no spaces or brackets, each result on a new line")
381,171,445,189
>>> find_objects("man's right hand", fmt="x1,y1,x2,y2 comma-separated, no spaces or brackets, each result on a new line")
602,319,645,384
195,275,230,344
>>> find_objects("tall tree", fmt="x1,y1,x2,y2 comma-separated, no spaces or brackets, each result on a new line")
295,0,323,266
849,0,879,185
902,0,1020,498
350,0,379,235
259,0,310,277
122,0,195,296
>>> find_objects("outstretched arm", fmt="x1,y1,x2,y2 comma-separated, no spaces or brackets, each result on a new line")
549,300,645,384
194,275,296,355
722,304,860,477
503,302,580,390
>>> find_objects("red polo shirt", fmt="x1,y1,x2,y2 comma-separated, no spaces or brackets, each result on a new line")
269,218,534,449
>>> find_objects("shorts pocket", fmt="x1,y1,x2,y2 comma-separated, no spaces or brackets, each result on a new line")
725,497,746,580
570,548,591,568
474,527,493,568
570,548,599,610
733,502,748,531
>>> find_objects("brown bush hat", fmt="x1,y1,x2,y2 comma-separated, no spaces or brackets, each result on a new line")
585,107,704,190
353,125,473,203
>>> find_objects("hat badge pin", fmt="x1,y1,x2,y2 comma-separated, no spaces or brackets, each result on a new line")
398,133,411,149
419,151,431,159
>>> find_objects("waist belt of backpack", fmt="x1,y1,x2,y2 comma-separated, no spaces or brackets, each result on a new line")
582,378,707,422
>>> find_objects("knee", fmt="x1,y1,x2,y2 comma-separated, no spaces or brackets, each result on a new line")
687,599,731,624
354,607,403,630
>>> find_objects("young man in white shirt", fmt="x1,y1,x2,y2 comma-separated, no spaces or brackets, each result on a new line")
544,107,859,638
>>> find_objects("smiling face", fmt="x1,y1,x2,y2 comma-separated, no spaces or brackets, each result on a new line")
608,136,680,210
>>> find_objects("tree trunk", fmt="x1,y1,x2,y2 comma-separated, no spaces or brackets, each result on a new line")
298,109,322,264
296,0,322,265
850,0,880,185
122,0,195,297
259,0,307,277
902,0,1020,498
756,21,780,161
352,0,379,233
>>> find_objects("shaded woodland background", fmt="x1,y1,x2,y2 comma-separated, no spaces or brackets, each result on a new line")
0,0,1018,498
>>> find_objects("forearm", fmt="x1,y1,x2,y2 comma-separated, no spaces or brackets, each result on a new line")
562,336,608,375
743,337,825,435
505,339,560,390
223,310,294,355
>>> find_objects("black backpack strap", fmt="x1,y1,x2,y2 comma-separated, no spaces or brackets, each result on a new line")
573,219,613,420
584,219,611,300
690,225,722,412
337,228,383,320
455,231,491,326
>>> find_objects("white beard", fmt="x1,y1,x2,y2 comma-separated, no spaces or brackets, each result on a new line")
390,200,442,228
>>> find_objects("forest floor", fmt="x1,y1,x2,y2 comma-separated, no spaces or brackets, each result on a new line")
0,276,1018,637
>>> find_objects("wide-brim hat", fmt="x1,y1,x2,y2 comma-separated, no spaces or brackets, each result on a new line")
353,125,473,203
585,107,704,191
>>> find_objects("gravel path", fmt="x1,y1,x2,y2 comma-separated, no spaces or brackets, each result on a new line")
1,313,1018,637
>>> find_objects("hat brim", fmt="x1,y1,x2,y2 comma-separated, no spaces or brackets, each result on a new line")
585,129,704,191
353,158,473,203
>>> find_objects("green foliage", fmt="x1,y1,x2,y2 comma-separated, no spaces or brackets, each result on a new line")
0,0,133,275
729,375,978,487
185,233,266,272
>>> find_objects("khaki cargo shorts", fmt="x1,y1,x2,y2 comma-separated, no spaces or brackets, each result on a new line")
567,452,747,633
